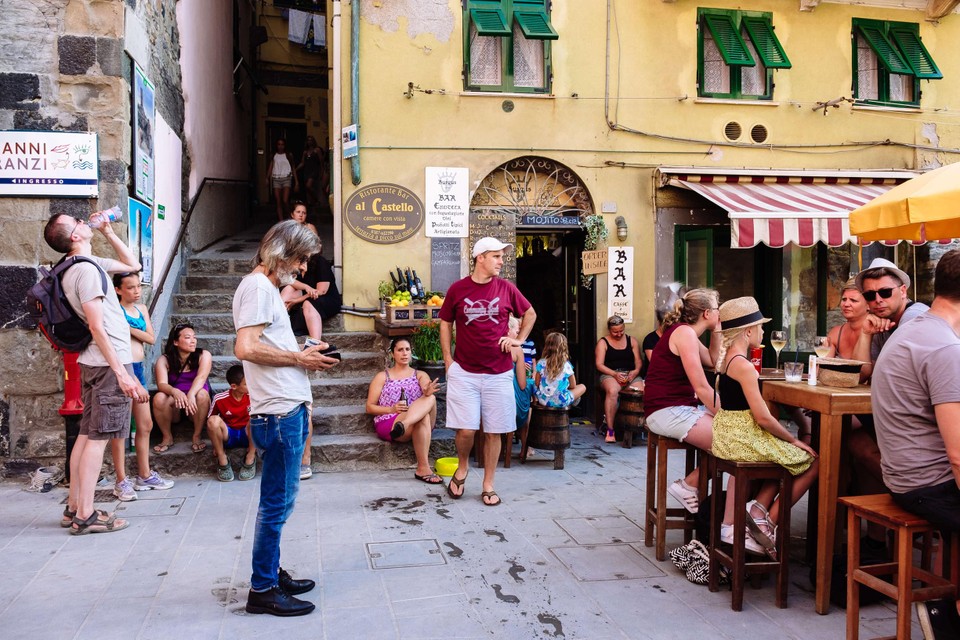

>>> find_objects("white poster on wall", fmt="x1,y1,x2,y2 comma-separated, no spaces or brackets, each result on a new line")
607,246,634,323
424,167,469,238
133,63,156,205
0,131,98,196
151,114,182,286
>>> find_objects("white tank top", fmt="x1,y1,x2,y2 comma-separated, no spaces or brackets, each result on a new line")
272,152,292,177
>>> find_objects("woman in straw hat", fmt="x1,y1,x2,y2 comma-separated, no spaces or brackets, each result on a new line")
712,296,819,557
644,288,723,514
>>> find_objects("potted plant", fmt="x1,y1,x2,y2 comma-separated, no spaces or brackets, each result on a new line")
581,214,609,289
411,320,446,382
377,280,394,316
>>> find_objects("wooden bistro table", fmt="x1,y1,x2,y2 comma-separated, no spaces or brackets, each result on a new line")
761,380,872,614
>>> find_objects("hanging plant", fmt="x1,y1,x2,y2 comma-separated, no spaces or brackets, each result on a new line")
580,215,609,289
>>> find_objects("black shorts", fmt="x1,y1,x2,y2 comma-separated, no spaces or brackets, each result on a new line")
892,480,960,534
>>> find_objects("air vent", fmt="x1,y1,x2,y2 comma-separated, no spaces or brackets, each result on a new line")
751,124,769,144
723,121,742,141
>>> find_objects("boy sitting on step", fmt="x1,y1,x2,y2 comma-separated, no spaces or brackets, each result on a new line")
206,365,257,482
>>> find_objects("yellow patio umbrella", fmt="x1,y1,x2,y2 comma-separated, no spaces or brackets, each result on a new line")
849,161,960,242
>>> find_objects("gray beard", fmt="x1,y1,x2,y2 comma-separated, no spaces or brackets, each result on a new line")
278,270,297,287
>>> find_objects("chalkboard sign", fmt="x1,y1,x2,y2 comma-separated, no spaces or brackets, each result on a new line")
431,238,462,293
469,209,517,282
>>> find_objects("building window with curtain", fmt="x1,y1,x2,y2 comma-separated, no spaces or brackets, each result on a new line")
697,8,791,101
464,0,558,93
852,19,942,107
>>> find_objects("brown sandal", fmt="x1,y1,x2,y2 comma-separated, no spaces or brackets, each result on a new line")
446,472,467,499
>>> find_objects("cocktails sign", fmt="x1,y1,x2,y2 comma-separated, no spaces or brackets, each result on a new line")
345,183,424,244
0,131,99,197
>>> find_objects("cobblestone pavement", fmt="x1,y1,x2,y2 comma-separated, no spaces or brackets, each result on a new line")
0,427,915,639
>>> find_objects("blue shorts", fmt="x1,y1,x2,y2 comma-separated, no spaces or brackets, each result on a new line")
131,361,146,385
226,426,249,449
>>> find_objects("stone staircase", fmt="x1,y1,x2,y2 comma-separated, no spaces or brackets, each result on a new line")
144,251,454,477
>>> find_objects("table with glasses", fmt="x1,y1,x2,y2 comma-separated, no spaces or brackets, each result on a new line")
761,380,872,615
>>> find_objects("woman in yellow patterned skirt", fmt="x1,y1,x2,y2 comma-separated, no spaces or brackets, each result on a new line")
712,297,819,557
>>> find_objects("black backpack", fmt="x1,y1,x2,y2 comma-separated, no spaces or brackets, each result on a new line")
27,256,108,352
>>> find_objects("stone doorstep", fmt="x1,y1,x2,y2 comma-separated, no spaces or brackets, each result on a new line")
196,331,385,359
209,353,384,381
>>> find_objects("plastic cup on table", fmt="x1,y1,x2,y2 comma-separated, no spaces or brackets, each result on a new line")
784,361,804,383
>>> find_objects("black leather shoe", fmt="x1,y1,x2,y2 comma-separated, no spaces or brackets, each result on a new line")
279,567,316,595
245,586,315,616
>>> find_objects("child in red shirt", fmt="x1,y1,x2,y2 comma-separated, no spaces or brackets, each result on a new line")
206,365,256,482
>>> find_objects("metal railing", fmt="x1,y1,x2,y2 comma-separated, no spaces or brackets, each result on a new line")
148,178,250,315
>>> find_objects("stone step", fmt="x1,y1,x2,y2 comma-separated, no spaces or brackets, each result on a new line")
181,274,244,292
312,404,369,436
187,256,256,275
194,330,384,358
174,292,235,313
310,377,371,406
170,312,234,334
209,353,384,381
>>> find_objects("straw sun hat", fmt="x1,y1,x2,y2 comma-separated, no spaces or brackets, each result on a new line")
719,297,771,332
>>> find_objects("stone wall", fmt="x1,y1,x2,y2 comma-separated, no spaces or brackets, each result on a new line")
0,0,184,474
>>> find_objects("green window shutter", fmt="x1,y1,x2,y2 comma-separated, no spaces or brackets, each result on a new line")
855,22,912,75
470,7,511,37
889,25,942,79
742,16,791,69
514,10,558,40
702,13,755,66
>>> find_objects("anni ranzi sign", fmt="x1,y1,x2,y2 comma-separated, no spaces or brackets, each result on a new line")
0,131,99,197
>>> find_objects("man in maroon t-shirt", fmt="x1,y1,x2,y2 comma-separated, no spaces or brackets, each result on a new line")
439,237,535,506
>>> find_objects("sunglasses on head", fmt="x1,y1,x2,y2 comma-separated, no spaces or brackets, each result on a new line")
862,287,895,302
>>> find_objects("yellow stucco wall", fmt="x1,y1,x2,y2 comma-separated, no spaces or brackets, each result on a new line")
335,0,960,335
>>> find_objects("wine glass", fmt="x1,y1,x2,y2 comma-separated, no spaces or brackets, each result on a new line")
814,336,831,358
770,331,787,372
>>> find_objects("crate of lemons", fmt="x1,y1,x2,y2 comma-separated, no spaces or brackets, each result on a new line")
387,290,445,307
386,290,446,324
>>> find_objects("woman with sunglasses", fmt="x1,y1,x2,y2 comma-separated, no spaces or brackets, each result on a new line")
152,323,213,453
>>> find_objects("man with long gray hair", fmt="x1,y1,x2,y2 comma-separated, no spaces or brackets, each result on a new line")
233,220,338,616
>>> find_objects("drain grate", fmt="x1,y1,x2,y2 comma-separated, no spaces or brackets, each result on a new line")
366,539,447,570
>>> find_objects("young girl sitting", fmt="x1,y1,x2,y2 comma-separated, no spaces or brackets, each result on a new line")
533,332,586,409
152,323,213,453
712,297,819,556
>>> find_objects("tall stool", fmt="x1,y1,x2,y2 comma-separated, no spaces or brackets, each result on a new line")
644,432,701,561
521,404,570,470
707,456,794,611
839,494,959,640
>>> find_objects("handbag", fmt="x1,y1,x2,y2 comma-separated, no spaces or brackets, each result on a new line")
669,539,730,586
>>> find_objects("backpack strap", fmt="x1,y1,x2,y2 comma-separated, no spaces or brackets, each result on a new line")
53,256,109,300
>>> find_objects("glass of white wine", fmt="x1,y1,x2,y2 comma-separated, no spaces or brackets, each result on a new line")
813,336,831,359
770,331,787,372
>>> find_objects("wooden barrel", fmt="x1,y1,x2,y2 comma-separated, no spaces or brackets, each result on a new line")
614,388,645,442
527,405,571,451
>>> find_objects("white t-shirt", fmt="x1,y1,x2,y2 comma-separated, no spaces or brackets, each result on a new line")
232,272,312,415
61,256,133,367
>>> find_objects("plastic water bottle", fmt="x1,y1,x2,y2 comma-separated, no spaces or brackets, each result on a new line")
89,205,123,228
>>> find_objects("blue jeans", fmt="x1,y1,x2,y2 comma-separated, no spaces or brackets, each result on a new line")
249,402,309,591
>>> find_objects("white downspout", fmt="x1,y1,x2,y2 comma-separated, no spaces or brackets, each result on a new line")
331,0,343,281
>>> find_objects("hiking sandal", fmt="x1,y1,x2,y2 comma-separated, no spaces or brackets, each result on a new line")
70,511,129,535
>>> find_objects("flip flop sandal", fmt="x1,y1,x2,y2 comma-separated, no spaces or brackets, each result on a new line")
415,472,443,484
70,511,129,535
191,441,207,454
481,491,502,507
153,442,172,454
446,472,467,499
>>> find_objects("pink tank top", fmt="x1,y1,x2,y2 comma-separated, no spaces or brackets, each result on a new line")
373,369,422,425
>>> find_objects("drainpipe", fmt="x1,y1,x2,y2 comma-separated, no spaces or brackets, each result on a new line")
350,0,361,186
332,1,343,278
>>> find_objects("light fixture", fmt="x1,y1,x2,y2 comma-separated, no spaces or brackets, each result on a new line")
615,216,628,241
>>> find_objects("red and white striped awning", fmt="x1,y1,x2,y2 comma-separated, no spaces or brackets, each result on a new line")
670,179,895,248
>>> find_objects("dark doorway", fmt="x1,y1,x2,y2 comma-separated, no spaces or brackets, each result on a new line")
265,120,307,220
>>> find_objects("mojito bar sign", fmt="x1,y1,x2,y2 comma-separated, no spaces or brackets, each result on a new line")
345,182,424,244
0,131,99,197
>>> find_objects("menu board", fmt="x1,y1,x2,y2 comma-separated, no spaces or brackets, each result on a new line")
468,209,517,282
431,238,462,293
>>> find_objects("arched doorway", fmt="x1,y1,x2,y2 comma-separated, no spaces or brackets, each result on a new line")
471,156,596,412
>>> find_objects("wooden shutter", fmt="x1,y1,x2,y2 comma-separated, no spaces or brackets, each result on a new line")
742,16,791,69
702,13,755,67
889,24,942,80
854,21,913,75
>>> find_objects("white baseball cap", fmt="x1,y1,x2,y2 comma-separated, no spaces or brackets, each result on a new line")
855,257,911,290
472,237,513,258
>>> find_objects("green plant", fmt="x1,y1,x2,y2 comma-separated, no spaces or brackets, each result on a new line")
377,280,394,299
582,214,608,250
411,320,443,362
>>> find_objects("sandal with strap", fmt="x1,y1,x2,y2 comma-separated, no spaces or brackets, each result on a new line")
70,511,129,535
746,500,777,557
62,507,114,528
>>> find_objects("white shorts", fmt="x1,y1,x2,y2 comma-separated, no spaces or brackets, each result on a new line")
645,404,709,442
445,362,516,434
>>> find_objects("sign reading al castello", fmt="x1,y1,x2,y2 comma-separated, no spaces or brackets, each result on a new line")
345,183,424,244
0,131,99,197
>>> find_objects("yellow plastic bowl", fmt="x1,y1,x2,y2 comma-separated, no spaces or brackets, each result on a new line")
435,457,458,477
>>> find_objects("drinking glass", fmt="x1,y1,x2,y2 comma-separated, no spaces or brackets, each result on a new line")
770,331,787,371
784,361,804,383
814,336,831,358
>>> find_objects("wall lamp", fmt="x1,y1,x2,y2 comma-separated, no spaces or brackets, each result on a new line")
615,216,628,241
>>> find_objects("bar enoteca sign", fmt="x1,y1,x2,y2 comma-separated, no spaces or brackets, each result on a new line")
345,183,424,244
0,131,99,197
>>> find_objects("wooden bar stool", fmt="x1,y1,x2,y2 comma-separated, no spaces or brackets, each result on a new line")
644,431,700,561
707,456,794,611
839,494,959,640
520,404,570,470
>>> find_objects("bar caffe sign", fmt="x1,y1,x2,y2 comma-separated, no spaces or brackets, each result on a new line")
345,183,424,244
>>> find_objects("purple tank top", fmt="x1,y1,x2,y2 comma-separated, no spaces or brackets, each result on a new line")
170,366,212,395
374,370,422,425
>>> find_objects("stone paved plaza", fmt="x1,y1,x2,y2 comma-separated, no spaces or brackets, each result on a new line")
0,427,917,640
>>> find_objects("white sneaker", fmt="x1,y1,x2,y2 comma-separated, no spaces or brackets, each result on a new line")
299,464,313,480
720,523,767,556
113,477,137,502
667,479,699,514
135,470,175,491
